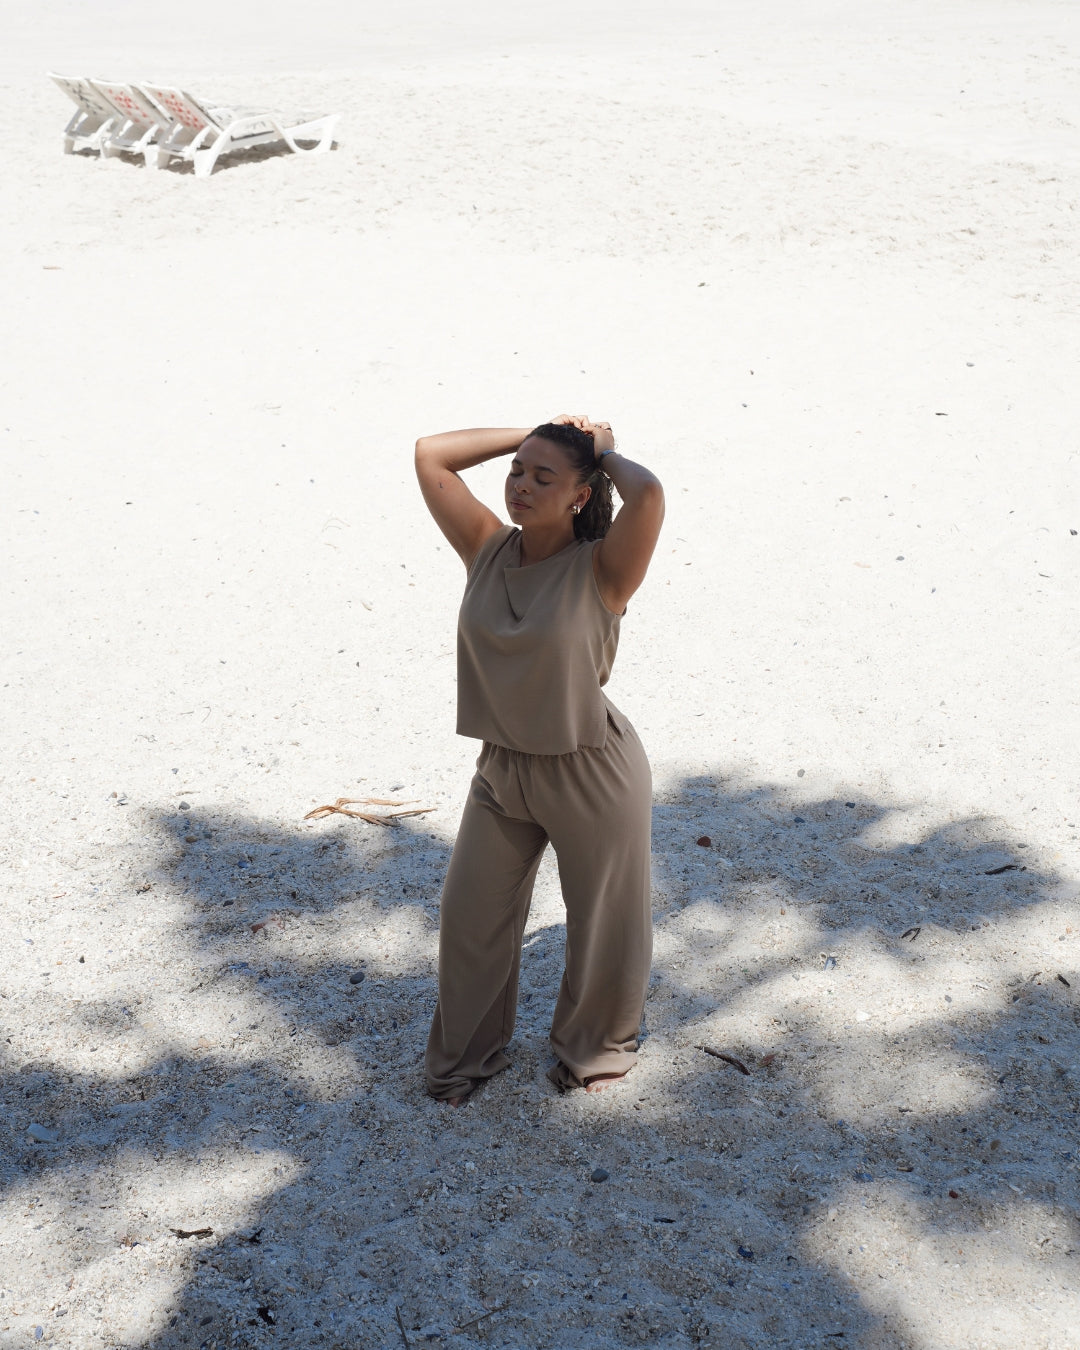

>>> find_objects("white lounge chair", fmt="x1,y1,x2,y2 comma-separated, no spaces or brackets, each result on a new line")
48,73,118,154
138,83,338,177
89,80,168,164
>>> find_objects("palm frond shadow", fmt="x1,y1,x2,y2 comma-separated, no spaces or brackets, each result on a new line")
2,776,1076,1348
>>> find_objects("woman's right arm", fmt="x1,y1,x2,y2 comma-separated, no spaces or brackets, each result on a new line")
415,427,532,568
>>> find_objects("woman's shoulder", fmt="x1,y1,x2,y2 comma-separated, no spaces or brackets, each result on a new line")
467,524,518,576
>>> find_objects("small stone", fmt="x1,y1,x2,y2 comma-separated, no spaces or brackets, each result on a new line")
797,768,805,777
823,955,837,970
696,836,712,848
28,1123,59,1143
737,1245,754,1260
179,801,190,811
854,1172,874,1183
855,1010,870,1022
590,1167,609,1183
349,971,365,985
793,816,805,824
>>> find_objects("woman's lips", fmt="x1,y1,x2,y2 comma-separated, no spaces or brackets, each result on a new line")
509,499,530,511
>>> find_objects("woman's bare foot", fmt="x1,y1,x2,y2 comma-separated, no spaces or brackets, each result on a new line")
583,1072,629,1094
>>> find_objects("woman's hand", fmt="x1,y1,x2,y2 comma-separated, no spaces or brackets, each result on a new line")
586,421,615,458
550,415,615,459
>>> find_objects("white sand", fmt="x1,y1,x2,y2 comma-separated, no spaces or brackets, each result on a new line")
2,2,1078,1346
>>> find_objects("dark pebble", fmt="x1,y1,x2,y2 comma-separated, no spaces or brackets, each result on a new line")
349,971,366,985
737,1245,754,1260
845,802,855,808
590,1167,609,1183
854,1172,874,1182
179,801,190,810
696,835,712,847
793,816,805,824
223,899,234,907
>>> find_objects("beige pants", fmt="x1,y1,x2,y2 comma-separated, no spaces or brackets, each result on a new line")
425,719,653,1100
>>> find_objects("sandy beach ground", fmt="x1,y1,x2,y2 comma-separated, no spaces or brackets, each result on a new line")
2,2,1079,1346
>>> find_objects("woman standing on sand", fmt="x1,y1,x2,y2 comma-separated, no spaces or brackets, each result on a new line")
415,415,664,1105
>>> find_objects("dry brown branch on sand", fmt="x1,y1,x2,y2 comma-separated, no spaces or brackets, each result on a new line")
454,1302,511,1333
303,797,436,826
696,1045,751,1075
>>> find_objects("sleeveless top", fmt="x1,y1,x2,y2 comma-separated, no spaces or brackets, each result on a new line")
456,526,630,755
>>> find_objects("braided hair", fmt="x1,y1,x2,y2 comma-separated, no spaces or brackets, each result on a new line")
528,423,615,541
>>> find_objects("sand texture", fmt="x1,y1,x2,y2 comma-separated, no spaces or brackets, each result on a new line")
2,2,1079,1347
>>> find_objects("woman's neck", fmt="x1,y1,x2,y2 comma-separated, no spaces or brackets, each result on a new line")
518,523,577,567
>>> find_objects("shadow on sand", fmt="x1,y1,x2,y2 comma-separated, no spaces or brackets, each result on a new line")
3,775,1078,1348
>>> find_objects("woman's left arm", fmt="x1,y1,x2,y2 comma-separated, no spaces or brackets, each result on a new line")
590,425,665,614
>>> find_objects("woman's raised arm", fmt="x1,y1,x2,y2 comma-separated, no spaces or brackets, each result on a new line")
590,426,665,614
415,427,531,568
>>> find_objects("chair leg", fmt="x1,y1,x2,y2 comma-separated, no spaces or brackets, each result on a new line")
282,115,337,155
192,134,226,178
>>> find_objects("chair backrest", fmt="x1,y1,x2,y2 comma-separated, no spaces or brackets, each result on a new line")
140,84,220,134
90,80,166,131
49,73,116,122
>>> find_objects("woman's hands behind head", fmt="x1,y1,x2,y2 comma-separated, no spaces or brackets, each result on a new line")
549,415,614,458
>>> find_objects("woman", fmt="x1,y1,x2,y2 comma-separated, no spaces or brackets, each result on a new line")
414,415,664,1104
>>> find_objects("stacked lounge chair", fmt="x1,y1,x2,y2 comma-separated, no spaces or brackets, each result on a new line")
48,73,338,176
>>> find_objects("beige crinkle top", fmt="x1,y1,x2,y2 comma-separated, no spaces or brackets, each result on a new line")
456,526,629,755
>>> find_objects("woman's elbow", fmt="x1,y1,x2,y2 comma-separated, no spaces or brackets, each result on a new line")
637,477,665,516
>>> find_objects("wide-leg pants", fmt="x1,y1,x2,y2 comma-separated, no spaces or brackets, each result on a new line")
425,719,653,1100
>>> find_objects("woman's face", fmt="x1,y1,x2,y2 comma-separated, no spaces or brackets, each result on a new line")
505,437,590,528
